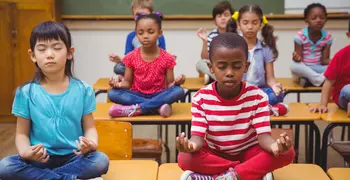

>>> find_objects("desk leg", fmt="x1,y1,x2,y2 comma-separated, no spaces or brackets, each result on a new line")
308,124,314,163
294,124,300,163
321,123,337,170
310,122,321,165
95,90,107,97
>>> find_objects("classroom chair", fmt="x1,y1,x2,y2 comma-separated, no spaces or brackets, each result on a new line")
327,168,350,180
95,120,132,160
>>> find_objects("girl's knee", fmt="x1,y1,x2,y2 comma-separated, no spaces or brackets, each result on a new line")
0,156,20,177
89,152,110,175
107,89,125,103
172,86,185,96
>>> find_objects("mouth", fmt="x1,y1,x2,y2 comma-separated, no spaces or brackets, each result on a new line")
223,80,237,86
45,62,56,65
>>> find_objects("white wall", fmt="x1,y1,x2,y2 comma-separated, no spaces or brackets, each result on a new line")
285,0,350,14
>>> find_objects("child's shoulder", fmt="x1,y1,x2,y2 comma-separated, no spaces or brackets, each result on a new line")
243,82,268,99
71,78,93,90
16,82,36,96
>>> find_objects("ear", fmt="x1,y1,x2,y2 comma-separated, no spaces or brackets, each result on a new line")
28,49,36,63
208,61,214,75
158,29,163,38
244,61,250,73
67,47,75,60
346,32,350,39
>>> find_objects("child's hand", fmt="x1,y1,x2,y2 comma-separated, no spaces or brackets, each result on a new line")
168,74,186,87
176,132,198,153
109,75,123,88
21,144,49,163
109,53,121,63
272,83,283,96
196,28,207,42
292,52,301,62
73,136,97,156
310,105,328,113
270,133,292,157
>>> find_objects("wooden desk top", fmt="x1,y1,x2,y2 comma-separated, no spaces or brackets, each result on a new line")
273,164,330,180
309,103,350,123
181,77,205,91
93,103,192,122
93,78,110,91
102,160,158,180
276,78,322,92
271,103,321,121
327,168,350,180
157,163,183,180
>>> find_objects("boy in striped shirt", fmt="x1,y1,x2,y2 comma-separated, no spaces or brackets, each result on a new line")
177,33,295,180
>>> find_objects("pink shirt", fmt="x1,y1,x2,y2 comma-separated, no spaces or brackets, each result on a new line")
123,48,176,94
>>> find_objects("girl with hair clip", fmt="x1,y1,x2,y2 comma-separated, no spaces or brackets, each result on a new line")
0,21,109,180
227,4,288,116
108,13,185,117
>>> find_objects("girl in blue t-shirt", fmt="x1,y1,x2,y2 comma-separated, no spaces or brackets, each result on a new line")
0,21,109,180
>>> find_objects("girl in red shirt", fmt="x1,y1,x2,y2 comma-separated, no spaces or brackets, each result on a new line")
108,13,185,117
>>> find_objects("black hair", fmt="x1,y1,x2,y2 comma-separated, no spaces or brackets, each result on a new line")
209,32,248,61
228,4,278,58
135,12,163,30
304,3,327,19
212,1,234,19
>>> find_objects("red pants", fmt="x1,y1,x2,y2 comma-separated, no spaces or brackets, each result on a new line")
178,144,295,180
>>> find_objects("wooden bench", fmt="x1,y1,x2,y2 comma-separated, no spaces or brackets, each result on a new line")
157,164,329,180
93,103,192,163
327,168,350,180
95,121,132,160
103,160,158,180
309,103,350,170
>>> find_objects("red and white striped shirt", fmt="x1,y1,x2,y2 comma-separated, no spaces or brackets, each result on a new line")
191,82,271,155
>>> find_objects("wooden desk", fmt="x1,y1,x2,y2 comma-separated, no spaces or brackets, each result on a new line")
271,103,321,164
308,103,350,170
277,78,322,102
102,160,158,180
327,168,350,180
157,163,183,180
181,77,204,102
93,78,110,96
273,164,330,180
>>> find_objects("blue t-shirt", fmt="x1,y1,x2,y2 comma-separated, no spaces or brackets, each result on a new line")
12,78,96,155
124,31,166,55
243,40,274,87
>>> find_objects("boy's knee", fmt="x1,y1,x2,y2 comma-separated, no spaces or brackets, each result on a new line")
177,152,192,171
113,63,125,75
340,84,350,97
280,148,296,164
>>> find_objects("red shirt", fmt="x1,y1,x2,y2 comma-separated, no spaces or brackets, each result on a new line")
324,44,350,105
191,82,271,155
123,48,176,94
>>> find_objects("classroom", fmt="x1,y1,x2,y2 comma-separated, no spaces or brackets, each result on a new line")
1,0,350,179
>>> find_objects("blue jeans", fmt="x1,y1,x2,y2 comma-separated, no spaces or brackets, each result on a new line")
261,88,285,106
338,84,350,110
0,151,109,180
114,62,126,75
108,85,185,113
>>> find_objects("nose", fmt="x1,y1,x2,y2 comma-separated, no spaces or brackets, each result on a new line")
46,48,54,59
225,68,234,77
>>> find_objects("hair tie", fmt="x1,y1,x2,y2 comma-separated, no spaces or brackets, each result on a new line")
155,11,162,17
232,11,239,20
263,16,268,24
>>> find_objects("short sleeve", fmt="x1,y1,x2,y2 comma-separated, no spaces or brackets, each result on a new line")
12,87,30,119
252,92,271,135
263,47,275,63
83,85,96,116
324,50,341,80
191,93,208,137
294,34,303,45
166,54,176,69
122,51,135,69
326,33,333,45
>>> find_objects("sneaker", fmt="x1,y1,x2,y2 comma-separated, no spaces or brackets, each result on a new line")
214,168,238,180
204,74,210,85
262,172,274,180
158,104,172,117
180,170,214,180
109,104,142,117
270,103,289,116
299,77,309,87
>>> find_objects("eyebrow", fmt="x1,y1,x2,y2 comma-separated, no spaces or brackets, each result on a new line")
36,42,63,47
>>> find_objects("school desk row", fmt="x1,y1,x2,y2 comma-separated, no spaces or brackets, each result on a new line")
100,160,350,180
